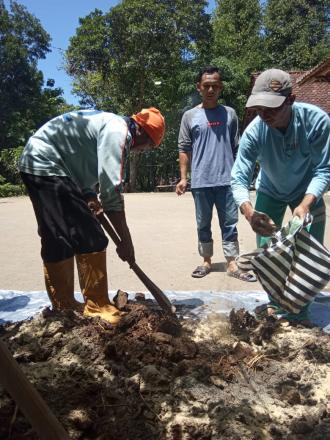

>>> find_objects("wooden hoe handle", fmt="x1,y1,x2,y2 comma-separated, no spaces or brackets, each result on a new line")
0,338,69,440
97,213,176,317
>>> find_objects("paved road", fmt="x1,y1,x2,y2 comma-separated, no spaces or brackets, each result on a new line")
1,192,329,292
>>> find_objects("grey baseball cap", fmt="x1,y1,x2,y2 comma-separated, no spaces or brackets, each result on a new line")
246,69,292,108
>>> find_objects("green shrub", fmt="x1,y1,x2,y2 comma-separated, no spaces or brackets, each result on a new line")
0,183,26,197
0,147,24,185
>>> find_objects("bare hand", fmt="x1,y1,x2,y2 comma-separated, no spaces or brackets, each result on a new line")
87,197,103,216
116,240,135,266
176,178,188,196
292,204,309,221
250,211,277,236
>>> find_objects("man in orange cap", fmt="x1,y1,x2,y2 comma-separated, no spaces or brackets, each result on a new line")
132,107,165,148
19,107,165,324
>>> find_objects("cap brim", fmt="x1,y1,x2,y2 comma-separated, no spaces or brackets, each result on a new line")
246,93,286,108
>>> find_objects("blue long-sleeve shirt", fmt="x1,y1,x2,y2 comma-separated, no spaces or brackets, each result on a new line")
19,110,132,211
231,102,330,206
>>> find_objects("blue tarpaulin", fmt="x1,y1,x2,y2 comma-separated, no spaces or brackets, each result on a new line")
1,290,329,333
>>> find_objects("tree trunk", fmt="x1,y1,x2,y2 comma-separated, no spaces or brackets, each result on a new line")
129,72,145,192
129,152,139,192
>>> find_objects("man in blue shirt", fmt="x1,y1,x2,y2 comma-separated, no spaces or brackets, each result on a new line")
19,108,165,324
231,68,330,322
176,66,256,282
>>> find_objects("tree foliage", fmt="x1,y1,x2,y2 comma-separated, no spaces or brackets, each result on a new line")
263,0,330,70
0,1,65,149
0,146,26,196
1,0,329,193
65,0,330,189
66,0,212,189
211,0,264,119
66,0,211,111
212,0,263,70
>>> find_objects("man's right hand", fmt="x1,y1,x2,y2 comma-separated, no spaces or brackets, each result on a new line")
249,211,277,236
240,202,277,236
105,210,136,266
176,178,188,195
116,239,135,266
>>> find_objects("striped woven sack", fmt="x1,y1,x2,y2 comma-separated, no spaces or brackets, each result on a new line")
237,217,330,314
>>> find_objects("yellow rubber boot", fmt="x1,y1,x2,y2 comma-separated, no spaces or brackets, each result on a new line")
75,251,121,325
43,257,83,311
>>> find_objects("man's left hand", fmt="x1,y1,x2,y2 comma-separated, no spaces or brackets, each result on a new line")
292,194,316,221
292,204,309,220
116,240,135,266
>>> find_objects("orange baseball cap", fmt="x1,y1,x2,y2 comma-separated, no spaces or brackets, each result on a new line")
132,107,165,146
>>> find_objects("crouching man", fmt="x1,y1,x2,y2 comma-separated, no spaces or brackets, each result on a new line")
19,108,165,324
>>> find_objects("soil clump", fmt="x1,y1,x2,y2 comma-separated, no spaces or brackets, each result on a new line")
0,299,329,439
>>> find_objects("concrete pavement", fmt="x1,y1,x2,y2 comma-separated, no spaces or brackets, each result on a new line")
0,192,329,293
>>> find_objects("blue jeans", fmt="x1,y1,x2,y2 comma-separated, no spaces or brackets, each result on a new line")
192,186,239,259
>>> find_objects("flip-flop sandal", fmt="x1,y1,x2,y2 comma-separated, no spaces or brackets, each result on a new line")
191,265,211,278
227,269,257,282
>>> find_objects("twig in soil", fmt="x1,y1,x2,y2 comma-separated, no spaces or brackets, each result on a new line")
237,362,259,395
97,322,107,332
138,390,162,422
309,361,318,381
100,391,105,411
303,349,318,381
237,362,271,416
279,338,316,361
246,354,270,369
7,404,18,440
95,404,129,408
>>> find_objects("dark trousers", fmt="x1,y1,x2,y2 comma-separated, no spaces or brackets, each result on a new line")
21,173,108,263
255,191,326,247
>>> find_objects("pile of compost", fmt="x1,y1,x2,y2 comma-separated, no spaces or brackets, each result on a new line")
0,294,329,439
